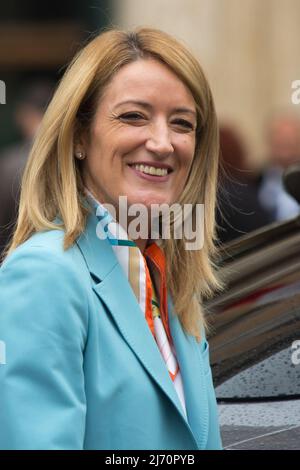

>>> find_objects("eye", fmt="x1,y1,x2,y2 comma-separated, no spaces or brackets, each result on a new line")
119,112,145,121
172,119,195,131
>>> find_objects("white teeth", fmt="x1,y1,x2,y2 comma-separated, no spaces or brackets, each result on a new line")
132,164,168,176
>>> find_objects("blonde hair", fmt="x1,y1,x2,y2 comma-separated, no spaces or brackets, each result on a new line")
5,27,222,340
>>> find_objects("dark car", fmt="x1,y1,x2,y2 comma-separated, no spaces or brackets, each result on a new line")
206,192,300,449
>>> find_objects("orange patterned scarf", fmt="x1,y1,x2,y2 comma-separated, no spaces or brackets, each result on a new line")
86,190,187,418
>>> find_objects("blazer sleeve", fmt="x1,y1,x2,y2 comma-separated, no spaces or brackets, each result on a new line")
200,335,223,450
0,245,88,449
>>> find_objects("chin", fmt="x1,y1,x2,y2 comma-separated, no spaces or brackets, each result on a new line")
128,192,172,208
138,199,171,209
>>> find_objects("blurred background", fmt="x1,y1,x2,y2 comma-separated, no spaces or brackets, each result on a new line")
1,0,300,255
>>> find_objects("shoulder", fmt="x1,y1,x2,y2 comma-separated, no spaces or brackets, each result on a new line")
0,228,90,347
2,228,87,280
0,228,91,313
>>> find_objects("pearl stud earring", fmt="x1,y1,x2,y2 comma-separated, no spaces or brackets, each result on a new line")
75,150,85,160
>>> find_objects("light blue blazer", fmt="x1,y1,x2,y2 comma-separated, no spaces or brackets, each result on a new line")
0,210,222,450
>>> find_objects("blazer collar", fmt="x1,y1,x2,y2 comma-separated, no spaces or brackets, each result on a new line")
76,210,209,449
76,208,119,281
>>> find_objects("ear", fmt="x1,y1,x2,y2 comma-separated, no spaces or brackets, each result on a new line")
74,120,90,154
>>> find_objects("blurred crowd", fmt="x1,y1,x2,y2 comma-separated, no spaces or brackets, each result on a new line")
0,80,55,259
1,80,300,259
217,113,300,244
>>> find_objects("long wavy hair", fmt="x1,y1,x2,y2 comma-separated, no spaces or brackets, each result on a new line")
5,27,222,340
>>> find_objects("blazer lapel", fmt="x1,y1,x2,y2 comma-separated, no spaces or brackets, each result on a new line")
76,211,201,448
168,297,209,449
93,265,190,420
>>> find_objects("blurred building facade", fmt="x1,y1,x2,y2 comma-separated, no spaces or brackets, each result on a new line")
114,0,300,167
3,0,300,164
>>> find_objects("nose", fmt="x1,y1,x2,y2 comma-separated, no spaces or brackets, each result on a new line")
145,120,174,157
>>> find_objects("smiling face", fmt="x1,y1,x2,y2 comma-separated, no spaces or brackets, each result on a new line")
81,58,197,211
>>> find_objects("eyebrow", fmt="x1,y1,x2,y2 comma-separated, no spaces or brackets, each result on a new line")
114,100,197,117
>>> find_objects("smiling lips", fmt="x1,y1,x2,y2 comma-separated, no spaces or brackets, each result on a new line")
130,163,168,176
128,162,173,178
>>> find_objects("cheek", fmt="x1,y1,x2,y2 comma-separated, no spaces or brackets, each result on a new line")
178,139,195,171
107,129,145,162
118,127,147,153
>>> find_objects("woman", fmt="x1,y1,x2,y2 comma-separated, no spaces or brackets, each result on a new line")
0,27,222,450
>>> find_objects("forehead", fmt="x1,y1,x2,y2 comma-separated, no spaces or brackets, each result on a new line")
100,59,196,109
